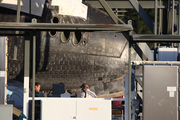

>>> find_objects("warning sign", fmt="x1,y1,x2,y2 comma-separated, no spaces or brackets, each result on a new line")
112,110,123,120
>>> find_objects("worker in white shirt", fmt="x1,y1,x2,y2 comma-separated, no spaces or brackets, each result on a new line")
80,83,97,98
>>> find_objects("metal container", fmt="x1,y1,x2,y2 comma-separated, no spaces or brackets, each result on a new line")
143,64,179,120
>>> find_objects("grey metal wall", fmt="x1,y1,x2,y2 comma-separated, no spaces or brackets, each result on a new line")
0,37,6,104
0,105,13,120
143,65,179,120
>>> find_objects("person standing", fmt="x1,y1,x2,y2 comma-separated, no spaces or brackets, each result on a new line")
35,82,41,97
34,82,42,120
80,83,97,98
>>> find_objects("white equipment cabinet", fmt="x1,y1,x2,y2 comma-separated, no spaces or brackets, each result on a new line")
40,98,111,120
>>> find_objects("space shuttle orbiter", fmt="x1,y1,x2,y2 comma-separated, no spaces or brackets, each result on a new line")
0,0,151,98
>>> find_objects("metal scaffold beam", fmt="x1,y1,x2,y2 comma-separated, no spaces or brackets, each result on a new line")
128,0,154,33
0,22,133,31
86,0,168,9
133,34,180,42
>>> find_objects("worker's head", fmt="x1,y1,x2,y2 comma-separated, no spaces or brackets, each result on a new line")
35,82,41,92
80,83,89,92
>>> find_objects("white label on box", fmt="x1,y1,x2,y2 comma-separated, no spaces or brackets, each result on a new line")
167,86,176,97
169,91,174,97
0,71,5,77
167,87,176,91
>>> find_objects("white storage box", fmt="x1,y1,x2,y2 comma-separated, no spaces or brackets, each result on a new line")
40,98,111,120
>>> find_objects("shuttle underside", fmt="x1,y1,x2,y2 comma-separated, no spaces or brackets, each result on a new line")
0,0,142,96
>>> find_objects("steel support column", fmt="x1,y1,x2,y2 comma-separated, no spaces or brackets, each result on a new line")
23,34,30,119
172,0,175,35
178,0,180,60
172,0,175,47
13,0,21,60
159,0,162,35
154,0,157,61
167,0,172,35
0,37,7,104
128,31,132,120
179,0,180,35
31,18,37,120
154,0,158,35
